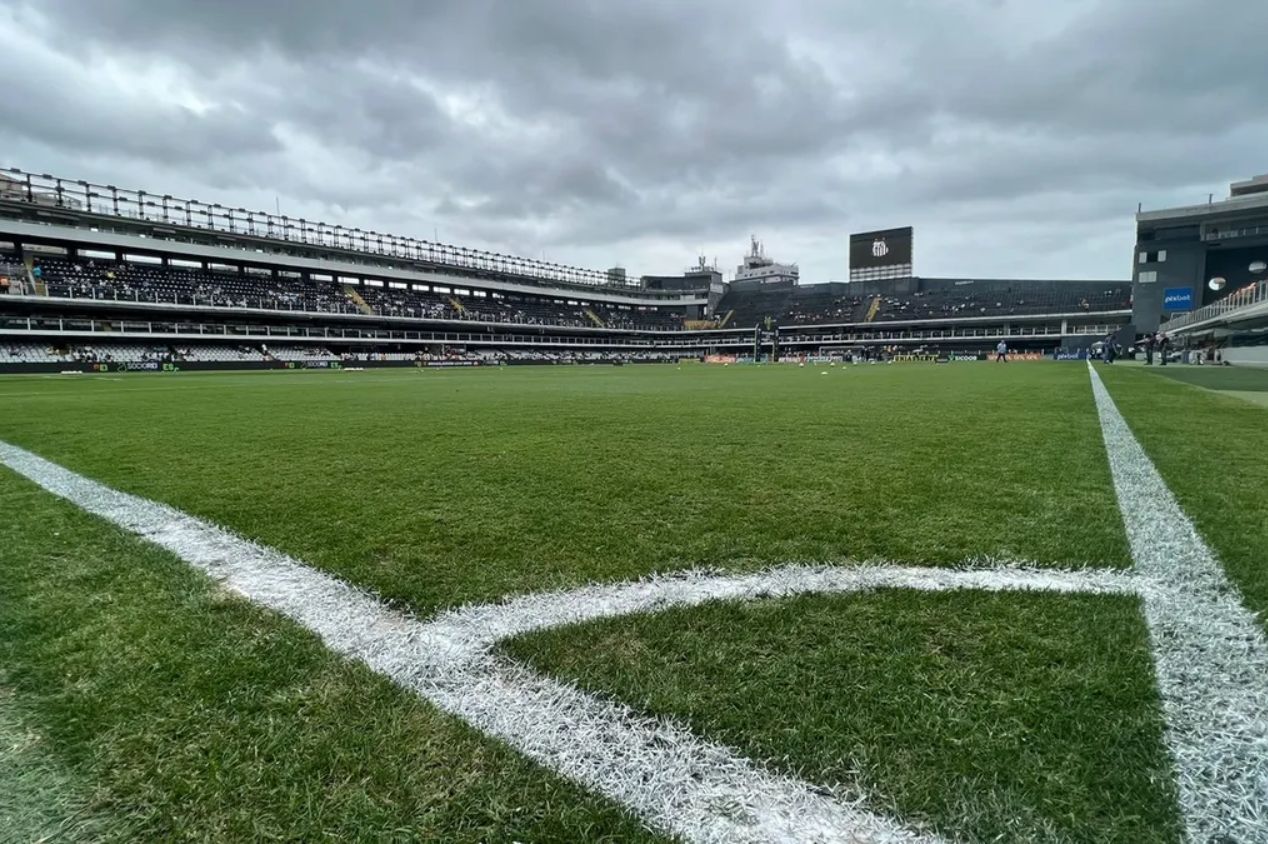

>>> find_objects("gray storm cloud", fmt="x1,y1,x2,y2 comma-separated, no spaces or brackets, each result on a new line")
2,0,1265,281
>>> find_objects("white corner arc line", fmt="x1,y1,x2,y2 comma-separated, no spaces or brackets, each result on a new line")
4,380,1268,844
1088,362,1268,841
0,439,1128,843
0,441,950,842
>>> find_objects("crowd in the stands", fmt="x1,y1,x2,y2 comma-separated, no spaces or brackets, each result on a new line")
19,257,684,331
719,280,1131,328
1,342,693,366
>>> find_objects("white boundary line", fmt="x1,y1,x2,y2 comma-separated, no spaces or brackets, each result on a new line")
1087,363,1268,841
0,362,1264,840
0,439,950,842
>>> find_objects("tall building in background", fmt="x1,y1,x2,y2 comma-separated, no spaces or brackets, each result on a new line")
849,226,913,282
733,235,799,287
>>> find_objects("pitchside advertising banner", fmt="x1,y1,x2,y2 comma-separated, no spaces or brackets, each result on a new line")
1163,287,1195,311
849,226,913,271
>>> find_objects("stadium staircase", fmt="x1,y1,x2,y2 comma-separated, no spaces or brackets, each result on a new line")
864,296,882,322
718,309,734,328
448,296,466,315
584,307,606,327
343,284,374,315
25,257,46,296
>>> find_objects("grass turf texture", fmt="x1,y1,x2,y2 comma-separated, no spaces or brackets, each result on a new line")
0,363,1129,617
503,589,1181,842
4,361,1248,840
1136,364,1268,393
1099,365,1268,629
0,671,115,842
0,470,660,842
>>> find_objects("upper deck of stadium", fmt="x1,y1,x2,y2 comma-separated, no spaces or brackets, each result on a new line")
0,168,699,304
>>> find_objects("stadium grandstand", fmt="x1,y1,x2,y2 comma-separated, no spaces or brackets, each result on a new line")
0,167,1133,372
1131,173,1268,366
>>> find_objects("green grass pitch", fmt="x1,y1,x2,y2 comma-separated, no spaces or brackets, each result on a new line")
1,362,1264,841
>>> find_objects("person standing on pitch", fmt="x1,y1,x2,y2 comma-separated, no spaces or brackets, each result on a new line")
1157,331,1170,366
1143,332,1155,365
995,339,1008,362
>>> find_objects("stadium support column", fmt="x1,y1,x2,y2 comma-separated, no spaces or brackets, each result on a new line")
753,325,760,361
772,324,780,363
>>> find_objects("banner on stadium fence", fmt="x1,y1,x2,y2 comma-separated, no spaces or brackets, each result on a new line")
277,360,344,370
80,361,180,373
704,354,738,364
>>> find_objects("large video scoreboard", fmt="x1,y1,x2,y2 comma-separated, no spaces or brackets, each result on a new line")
849,227,913,282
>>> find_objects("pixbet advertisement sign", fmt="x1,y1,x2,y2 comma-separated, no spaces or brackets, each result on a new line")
1162,287,1194,311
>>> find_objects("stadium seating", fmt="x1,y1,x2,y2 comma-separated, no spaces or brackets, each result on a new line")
870,281,1130,322
0,342,691,366
34,257,359,314
2,342,72,363
264,345,339,362
27,257,683,331
717,279,1131,327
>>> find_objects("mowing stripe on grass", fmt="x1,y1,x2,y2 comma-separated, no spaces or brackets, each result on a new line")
1089,363,1268,842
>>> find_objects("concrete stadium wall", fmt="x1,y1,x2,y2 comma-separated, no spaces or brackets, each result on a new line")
1224,345,1268,367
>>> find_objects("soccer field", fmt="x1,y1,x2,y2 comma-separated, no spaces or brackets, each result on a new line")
1,362,1265,842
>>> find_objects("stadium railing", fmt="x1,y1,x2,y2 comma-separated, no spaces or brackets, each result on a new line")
1165,281,1268,333
2,167,627,290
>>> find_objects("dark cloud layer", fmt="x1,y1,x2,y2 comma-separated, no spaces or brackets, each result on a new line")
2,0,1265,281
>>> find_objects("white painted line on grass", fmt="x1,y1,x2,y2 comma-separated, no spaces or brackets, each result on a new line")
0,441,1135,843
1089,363,1268,842
5,372,1268,844
0,439,947,843
422,563,1140,661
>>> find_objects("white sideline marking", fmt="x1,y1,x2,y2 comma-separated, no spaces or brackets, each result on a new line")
1088,363,1268,842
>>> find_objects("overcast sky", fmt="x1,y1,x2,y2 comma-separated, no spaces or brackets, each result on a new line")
2,0,1265,283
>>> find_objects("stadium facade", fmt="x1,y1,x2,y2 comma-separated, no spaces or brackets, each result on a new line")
1134,174,1268,365
1133,175,1268,326
1,167,1132,372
